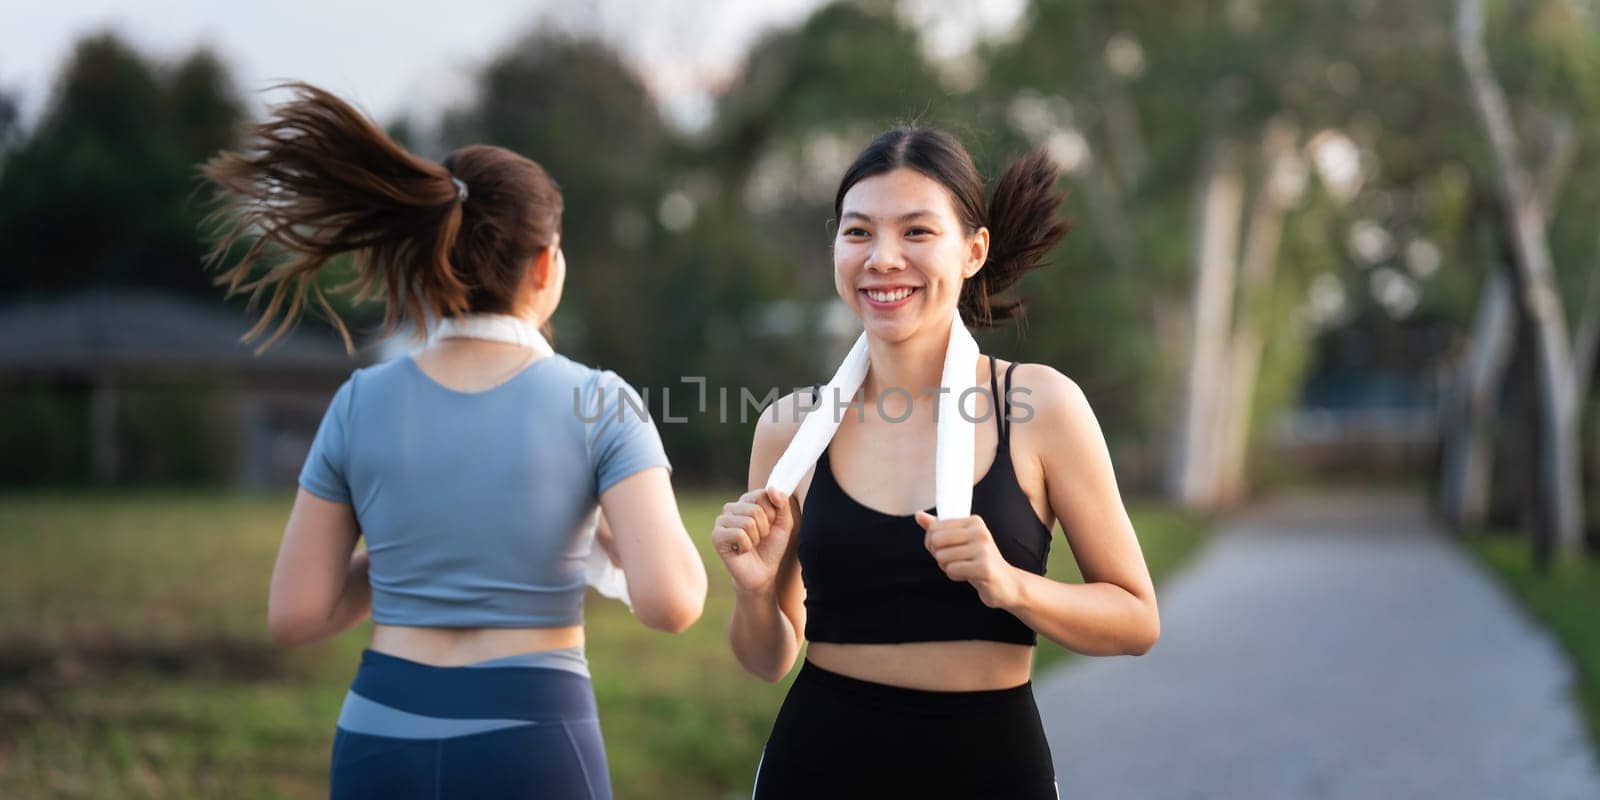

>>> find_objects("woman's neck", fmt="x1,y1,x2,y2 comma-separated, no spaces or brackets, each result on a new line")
861,324,953,406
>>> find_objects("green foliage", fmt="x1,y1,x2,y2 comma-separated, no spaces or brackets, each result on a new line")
0,87,19,154
115,385,238,485
7,0,1600,492
0,387,90,485
0,34,244,299
0,384,236,488
713,2,951,163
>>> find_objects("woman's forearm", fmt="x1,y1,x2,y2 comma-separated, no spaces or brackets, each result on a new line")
324,554,374,636
729,587,799,682
1002,569,1158,657
299,553,373,645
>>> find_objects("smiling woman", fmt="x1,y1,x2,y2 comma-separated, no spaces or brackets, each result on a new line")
833,127,1067,332
710,127,1158,798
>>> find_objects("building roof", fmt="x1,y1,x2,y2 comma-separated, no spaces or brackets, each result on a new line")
0,288,365,377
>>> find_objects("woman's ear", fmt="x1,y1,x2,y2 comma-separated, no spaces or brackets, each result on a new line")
964,227,991,279
528,245,556,289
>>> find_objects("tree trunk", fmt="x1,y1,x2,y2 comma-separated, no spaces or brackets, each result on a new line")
1439,269,1516,530
1215,120,1301,506
1506,307,1555,572
1457,0,1585,558
1168,140,1245,509
1573,242,1600,402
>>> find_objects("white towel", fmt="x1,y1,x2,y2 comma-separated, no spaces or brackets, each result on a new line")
767,314,980,520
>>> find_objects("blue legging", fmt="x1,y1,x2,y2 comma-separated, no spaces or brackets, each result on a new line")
329,649,610,799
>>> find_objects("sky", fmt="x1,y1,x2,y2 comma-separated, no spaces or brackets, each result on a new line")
5,0,1026,133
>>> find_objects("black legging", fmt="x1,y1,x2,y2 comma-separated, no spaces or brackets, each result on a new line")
752,660,1058,799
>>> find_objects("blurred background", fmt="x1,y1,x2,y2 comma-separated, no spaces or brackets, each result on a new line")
2,0,1598,797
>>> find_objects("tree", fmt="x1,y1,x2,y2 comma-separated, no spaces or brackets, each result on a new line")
442,30,669,361
989,1,1425,507
0,33,244,298
0,88,19,156
1456,0,1599,561
706,0,953,302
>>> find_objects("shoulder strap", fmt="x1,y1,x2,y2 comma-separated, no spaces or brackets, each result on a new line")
1002,362,1020,441
987,357,1003,440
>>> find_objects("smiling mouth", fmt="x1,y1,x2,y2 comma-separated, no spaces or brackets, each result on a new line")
861,287,920,304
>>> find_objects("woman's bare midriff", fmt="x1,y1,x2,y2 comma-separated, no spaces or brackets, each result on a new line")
805,640,1034,691
370,624,584,667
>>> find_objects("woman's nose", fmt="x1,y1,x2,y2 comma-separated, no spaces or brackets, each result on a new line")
865,240,906,272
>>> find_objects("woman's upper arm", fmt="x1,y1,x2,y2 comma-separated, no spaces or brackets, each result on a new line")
597,466,704,627
585,368,704,629
1027,366,1155,603
269,488,362,640
747,393,809,645
598,466,682,543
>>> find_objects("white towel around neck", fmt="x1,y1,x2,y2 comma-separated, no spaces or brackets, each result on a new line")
766,313,981,520
430,313,632,608
429,311,983,611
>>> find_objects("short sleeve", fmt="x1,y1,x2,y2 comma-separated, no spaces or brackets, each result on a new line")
584,369,671,496
298,377,355,504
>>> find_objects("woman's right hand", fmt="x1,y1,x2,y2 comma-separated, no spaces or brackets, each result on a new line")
712,487,794,595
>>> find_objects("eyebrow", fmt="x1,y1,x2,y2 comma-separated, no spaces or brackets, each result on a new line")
840,210,939,224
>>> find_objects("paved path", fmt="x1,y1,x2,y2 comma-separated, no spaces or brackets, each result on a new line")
1035,490,1600,799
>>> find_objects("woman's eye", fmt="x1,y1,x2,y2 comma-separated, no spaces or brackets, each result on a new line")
843,228,869,237
906,227,933,237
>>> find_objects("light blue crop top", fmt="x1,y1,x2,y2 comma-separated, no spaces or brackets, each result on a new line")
297,354,670,628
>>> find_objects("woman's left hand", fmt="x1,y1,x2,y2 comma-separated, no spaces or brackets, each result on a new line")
914,512,1022,610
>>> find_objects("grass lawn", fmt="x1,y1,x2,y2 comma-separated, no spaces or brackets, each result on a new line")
1463,532,1600,756
0,490,1209,798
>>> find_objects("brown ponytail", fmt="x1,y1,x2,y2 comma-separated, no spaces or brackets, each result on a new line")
833,127,1070,329
202,82,562,352
970,148,1070,327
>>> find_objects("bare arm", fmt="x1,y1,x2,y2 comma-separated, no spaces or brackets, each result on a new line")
719,393,810,682
600,466,707,633
1008,367,1158,655
267,489,371,647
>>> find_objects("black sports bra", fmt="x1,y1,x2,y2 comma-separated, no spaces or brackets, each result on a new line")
796,360,1052,646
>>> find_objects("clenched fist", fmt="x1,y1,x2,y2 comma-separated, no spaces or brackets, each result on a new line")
914,511,1021,609
712,487,795,596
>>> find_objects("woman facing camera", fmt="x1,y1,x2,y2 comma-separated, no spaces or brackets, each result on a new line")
712,128,1159,798
203,83,706,800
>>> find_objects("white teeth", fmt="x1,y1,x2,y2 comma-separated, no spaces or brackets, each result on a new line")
866,288,914,302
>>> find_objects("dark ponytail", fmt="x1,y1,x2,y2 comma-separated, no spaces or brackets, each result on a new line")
973,148,1070,326
202,82,562,352
834,127,1070,329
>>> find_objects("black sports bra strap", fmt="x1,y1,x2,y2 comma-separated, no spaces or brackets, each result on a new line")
987,356,1003,440
1002,362,1019,442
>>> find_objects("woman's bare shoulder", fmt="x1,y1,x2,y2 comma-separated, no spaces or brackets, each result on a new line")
991,359,1085,411
747,389,827,492
992,360,1098,453
753,389,821,445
